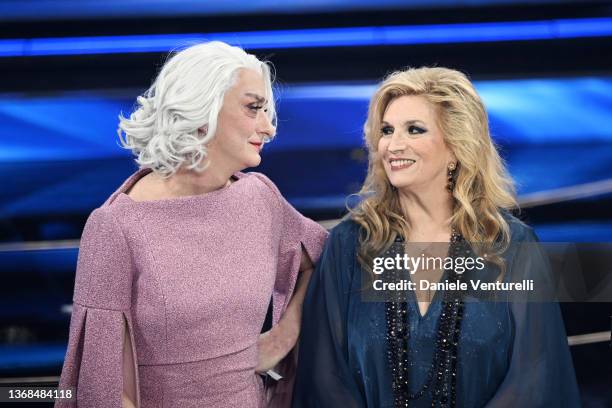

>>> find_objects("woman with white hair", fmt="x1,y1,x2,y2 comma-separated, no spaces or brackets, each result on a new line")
56,41,327,407
293,67,579,407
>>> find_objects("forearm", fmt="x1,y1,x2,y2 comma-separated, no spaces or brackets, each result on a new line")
255,249,315,373
122,318,137,408
278,268,313,343
274,249,314,349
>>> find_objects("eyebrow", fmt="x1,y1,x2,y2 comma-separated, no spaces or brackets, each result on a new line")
381,120,426,126
244,92,267,103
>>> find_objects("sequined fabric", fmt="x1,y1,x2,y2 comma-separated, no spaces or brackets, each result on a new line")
56,168,328,407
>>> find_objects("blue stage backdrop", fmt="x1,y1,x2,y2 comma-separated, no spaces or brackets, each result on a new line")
0,77,611,221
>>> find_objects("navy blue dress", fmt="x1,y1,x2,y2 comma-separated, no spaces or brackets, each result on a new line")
292,216,581,407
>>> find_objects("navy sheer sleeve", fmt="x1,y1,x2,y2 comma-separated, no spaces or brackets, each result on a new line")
292,222,366,408
486,225,581,408
292,217,580,408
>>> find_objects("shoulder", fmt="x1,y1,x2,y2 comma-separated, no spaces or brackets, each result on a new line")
103,168,152,205
82,205,126,240
500,211,554,288
500,209,538,243
321,217,361,257
242,171,275,188
243,171,281,196
74,206,134,309
242,173,310,224
329,217,361,242
313,218,362,293
238,171,282,204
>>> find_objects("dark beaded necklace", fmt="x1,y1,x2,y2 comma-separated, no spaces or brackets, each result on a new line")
385,229,466,408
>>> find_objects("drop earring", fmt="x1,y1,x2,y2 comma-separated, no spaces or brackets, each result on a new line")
447,162,458,192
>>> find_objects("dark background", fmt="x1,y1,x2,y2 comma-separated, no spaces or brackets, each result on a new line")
0,0,610,406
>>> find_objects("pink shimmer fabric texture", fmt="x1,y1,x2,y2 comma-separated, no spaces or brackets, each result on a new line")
56,168,328,408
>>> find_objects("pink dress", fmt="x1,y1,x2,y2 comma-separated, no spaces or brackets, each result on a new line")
56,169,328,408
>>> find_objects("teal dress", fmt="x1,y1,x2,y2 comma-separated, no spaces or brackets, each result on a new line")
292,215,580,407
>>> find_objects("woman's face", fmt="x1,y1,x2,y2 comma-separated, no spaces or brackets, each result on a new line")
378,95,454,194
207,68,275,172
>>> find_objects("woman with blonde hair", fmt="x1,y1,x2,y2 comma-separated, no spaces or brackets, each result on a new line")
293,67,579,407
56,41,327,407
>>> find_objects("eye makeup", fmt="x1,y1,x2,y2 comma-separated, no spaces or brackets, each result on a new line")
380,120,428,136
244,92,267,116
407,125,427,135
381,125,394,136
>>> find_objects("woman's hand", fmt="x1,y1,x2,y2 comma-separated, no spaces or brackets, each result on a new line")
255,248,314,373
255,320,298,373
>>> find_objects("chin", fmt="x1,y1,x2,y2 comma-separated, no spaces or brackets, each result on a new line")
386,173,412,190
390,181,412,190
245,154,262,168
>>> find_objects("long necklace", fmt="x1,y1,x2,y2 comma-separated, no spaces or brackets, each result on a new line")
385,229,465,408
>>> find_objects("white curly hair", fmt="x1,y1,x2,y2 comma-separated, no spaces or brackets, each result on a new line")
118,41,276,177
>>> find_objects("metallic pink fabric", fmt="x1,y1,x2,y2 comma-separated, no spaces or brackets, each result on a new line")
56,169,328,407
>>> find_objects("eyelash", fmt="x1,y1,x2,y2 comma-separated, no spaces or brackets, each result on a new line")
408,125,426,134
380,125,427,136
381,126,394,136
248,104,264,113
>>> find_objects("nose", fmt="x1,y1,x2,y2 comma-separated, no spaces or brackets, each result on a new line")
256,111,276,142
387,131,406,153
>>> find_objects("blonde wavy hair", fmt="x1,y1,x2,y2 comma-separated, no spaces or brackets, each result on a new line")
350,67,518,273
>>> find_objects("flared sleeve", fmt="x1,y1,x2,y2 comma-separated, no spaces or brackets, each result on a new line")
251,173,328,407
485,226,581,407
56,207,139,408
292,222,367,407
251,173,328,324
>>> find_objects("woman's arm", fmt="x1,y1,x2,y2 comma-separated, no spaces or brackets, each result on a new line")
56,207,140,408
292,225,366,407
122,319,137,408
256,249,313,373
485,227,581,407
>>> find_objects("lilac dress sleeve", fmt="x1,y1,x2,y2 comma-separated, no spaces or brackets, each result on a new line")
56,207,139,408
251,173,328,407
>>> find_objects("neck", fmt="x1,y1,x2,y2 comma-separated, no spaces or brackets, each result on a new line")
397,186,454,241
161,165,234,197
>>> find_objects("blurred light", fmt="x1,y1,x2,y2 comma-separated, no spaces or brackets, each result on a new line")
1,77,612,162
1,78,611,216
0,0,585,22
0,17,611,57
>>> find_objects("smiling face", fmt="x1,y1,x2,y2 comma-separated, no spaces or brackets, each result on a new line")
206,68,275,173
378,95,455,194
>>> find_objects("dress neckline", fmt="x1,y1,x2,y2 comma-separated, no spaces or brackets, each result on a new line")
113,168,245,205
